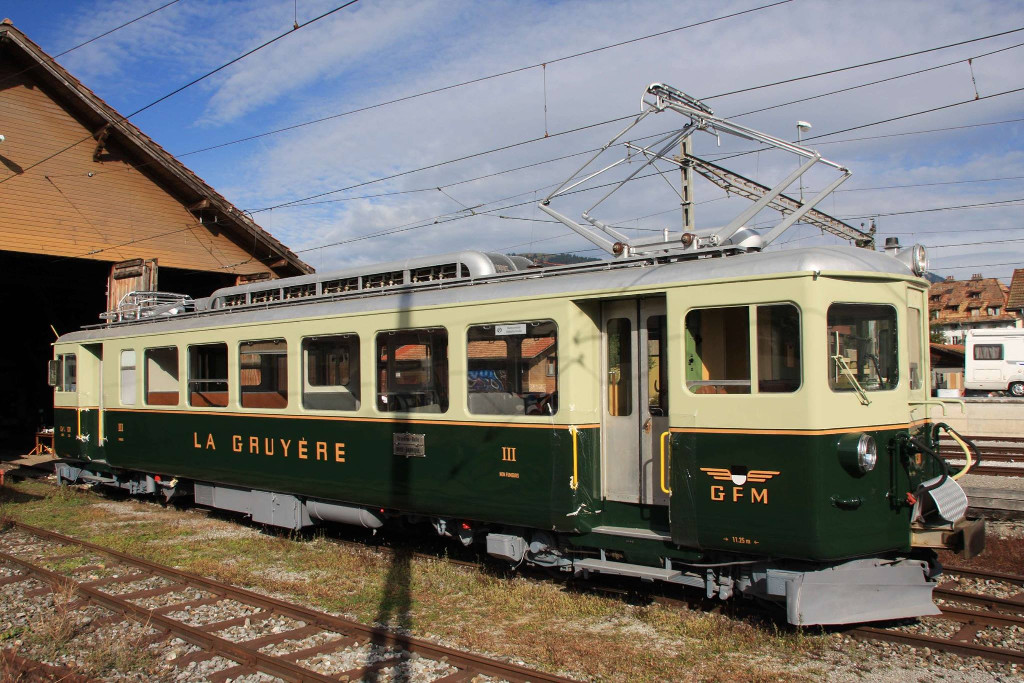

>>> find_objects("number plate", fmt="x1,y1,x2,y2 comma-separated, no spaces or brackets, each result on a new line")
393,433,425,457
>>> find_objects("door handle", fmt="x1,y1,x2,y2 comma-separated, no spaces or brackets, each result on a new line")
643,417,652,434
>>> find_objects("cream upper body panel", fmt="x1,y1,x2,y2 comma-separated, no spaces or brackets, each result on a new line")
53,246,926,430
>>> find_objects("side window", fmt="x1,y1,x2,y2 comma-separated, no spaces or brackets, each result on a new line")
377,329,448,413
189,343,228,407
607,318,632,415
240,339,288,409
757,304,801,393
467,321,557,416
145,347,179,405
647,316,668,414
56,353,77,392
827,304,898,391
120,350,137,405
908,308,923,391
685,307,751,394
303,335,360,410
974,344,1003,361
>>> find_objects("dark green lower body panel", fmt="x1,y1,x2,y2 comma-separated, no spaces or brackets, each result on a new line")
670,425,936,561
55,408,598,533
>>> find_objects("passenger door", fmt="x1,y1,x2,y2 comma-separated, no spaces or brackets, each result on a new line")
601,297,669,506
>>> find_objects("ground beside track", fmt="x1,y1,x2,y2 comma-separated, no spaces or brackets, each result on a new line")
0,477,1021,682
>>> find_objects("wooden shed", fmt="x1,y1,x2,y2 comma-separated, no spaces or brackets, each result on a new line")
0,20,312,450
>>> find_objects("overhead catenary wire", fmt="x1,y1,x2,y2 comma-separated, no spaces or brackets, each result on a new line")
707,85,1024,166
702,25,1024,100
27,11,1024,267
840,197,1024,220
261,119,1024,214
729,41,1024,119
20,14,1023,215
0,0,363,185
254,113,642,212
936,260,1024,270
254,84,1024,219
174,0,794,158
172,22,1024,160
0,0,182,89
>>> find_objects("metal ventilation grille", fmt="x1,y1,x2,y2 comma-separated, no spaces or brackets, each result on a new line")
363,271,404,289
250,289,281,303
411,263,459,282
322,277,358,294
284,283,317,299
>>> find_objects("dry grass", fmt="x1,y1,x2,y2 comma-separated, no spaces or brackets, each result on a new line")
0,480,844,681
78,622,157,678
26,581,80,655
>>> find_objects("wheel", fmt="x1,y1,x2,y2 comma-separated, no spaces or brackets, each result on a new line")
1010,382,1024,397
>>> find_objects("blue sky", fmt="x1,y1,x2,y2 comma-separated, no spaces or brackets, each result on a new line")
3,0,1023,281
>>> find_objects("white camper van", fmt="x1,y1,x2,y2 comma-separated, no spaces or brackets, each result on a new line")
964,328,1024,396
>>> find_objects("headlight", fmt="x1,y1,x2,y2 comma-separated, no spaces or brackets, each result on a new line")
896,243,929,276
856,434,878,473
911,244,928,276
838,432,878,476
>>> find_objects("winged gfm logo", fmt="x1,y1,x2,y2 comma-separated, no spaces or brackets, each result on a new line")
700,465,780,486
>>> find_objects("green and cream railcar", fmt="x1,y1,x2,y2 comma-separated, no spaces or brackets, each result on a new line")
51,246,981,625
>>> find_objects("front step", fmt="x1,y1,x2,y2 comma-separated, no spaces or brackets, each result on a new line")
588,525,672,542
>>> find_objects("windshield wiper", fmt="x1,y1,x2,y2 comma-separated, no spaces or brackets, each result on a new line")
832,355,871,406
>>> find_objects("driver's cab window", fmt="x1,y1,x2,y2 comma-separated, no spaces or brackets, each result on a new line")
827,303,898,391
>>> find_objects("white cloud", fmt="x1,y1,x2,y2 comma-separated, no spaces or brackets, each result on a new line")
16,0,1024,279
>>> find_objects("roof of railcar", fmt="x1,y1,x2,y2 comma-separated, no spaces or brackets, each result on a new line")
56,245,922,343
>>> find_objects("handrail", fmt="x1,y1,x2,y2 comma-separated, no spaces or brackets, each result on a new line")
569,426,579,490
660,430,672,494
908,398,966,417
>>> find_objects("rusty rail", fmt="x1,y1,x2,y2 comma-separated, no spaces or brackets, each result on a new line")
850,565,1024,666
938,435,1023,477
0,521,578,682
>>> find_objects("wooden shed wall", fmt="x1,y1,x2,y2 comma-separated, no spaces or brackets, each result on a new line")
0,61,272,277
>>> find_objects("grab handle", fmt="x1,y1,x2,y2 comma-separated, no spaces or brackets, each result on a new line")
569,426,579,490
660,431,672,494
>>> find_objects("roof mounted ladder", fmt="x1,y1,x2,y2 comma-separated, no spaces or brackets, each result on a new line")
539,82,872,258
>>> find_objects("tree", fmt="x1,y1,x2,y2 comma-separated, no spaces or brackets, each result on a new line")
929,328,947,344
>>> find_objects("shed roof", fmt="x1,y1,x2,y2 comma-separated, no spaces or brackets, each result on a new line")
0,20,311,277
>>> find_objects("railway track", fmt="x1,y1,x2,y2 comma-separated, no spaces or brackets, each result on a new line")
330,524,1024,670
0,521,577,682
940,435,1023,478
851,565,1024,666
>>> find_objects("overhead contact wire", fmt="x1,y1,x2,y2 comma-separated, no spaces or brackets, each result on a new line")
0,0,362,185
702,25,1024,99
176,0,793,157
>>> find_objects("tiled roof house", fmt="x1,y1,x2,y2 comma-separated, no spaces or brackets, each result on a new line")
928,273,1020,344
